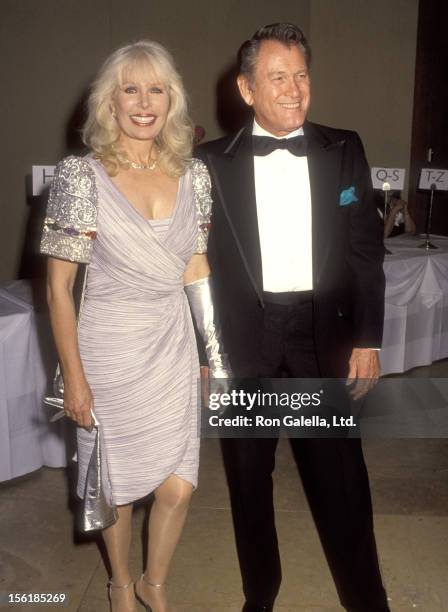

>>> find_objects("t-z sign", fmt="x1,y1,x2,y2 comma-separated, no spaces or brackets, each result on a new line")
418,168,448,191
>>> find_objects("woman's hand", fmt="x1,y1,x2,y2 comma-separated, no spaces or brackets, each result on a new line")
63,375,94,430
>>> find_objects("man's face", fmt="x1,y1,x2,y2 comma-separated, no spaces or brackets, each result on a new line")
238,40,311,137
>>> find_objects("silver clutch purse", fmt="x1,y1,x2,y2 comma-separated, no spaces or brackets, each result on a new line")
45,364,65,412
82,414,118,532
48,405,118,532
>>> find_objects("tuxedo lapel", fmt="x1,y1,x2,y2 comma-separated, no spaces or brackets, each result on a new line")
205,122,346,299
304,121,345,287
207,126,264,303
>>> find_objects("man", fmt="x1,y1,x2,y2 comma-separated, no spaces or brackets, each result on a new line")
197,23,390,612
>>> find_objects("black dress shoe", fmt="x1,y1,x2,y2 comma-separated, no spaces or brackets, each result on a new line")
242,604,273,612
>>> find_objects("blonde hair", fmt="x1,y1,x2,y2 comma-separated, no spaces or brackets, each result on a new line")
82,40,193,177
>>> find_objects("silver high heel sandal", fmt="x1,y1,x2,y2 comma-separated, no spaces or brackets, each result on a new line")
108,579,136,612
135,574,164,612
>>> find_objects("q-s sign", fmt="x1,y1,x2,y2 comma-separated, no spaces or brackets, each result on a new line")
371,167,405,190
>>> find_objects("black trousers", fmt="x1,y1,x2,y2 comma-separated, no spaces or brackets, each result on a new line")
221,298,389,611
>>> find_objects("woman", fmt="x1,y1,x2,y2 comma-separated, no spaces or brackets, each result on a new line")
40,41,229,612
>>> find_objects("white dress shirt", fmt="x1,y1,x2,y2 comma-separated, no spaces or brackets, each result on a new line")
253,120,313,292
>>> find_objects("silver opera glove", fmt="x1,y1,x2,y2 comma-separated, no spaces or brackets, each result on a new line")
184,276,232,378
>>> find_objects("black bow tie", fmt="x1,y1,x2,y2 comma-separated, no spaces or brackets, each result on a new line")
252,134,307,157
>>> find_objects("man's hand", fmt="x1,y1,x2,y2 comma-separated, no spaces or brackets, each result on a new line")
346,348,380,400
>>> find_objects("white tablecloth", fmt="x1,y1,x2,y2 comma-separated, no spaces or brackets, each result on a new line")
380,235,448,375
1,240,447,480
0,281,68,482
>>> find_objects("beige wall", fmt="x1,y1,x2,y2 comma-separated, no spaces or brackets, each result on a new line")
1,0,418,280
0,0,310,281
309,0,419,194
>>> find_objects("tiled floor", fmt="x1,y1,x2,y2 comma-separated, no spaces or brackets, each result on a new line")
1,362,448,612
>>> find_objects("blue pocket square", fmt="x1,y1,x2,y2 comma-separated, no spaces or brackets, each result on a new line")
339,186,358,206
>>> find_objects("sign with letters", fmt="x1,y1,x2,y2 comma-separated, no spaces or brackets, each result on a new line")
32,165,56,196
419,168,448,191
371,167,405,191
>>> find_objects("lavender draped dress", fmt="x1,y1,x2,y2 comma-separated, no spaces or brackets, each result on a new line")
76,158,201,505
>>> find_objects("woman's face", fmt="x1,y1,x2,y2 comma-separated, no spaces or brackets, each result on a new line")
110,62,170,146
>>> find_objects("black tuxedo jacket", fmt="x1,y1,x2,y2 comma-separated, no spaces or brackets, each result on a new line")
196,121,385,378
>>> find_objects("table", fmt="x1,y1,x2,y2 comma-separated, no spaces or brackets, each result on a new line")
0,281,68,482
380,234,448,375
2,241,447,481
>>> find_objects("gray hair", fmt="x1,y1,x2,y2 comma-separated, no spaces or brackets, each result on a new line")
238,23,311,84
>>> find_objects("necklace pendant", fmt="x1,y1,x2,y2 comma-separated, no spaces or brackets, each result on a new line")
128,159,157,171
113,144,158,171
124,157,157,170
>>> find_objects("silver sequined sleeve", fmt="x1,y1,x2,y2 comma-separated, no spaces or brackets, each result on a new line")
40,156,98,263
190,158,212,254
